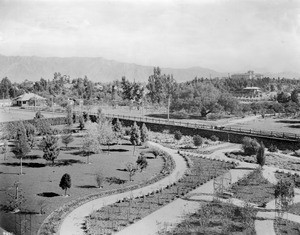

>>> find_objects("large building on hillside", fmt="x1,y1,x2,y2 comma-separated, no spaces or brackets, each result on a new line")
231,70,263,79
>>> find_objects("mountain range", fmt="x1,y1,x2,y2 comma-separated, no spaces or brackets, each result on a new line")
0,54,299,83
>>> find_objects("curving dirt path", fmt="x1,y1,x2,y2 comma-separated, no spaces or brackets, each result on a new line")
58,141,188,235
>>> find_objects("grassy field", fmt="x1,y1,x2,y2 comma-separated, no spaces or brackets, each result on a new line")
0,107,64,122
0,137,163,234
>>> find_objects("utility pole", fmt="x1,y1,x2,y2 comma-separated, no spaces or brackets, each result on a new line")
167,96,170,122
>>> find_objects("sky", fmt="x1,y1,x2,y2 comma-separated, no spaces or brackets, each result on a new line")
0,0,299,73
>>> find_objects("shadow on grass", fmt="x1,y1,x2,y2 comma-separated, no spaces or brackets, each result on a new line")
106,177,127,185
62,146,81,151
287,125,300,129
76,185,98,189
102,148,129,152
116,168,127,172
1,162,46,168
276,120,300,124
23,154,41,160
52,159,84,167
37,192,60,197
68,150,94,157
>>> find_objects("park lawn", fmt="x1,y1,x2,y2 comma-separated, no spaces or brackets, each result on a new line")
0,108,64,122
229,116,300,135
230,168,274,205
0,136,164,235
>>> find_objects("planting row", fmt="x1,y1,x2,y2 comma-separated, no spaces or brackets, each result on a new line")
84,156,235,235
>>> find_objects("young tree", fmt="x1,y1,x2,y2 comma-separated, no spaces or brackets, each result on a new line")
95,171,105,188
59,173,71,196
126,162,137,181
96,107,105,123
41,135,60,165
130,122,141,154
12,124,30,175
78,114,85,130
61,132,74,149
82,121,98,163
136,154,148,172
256,142,266,167
24,122,36,149
1,140,9,160
113,119,123,142
101,122,116,154
66,105,73,126
140,123,149,143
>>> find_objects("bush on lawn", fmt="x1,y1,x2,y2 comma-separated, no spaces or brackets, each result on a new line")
174,131,182,141
242,137,260,155
193,135,203,147
268,144,278,152
136,154,148,172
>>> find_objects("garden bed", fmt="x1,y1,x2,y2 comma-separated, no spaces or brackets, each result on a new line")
274,218,300,235
84,156,235,234
226,151,300,172
161,200,257,234
230,168,274,205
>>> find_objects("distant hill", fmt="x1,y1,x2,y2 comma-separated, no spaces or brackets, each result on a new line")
0,54,298,83
0,54,226,83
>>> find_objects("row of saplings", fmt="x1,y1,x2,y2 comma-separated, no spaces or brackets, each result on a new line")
3,112,153,197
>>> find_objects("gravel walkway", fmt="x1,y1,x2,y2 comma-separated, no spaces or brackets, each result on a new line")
58,141,188,235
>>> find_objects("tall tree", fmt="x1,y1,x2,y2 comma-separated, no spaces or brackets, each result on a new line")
12,124,30,174
41,135,60,165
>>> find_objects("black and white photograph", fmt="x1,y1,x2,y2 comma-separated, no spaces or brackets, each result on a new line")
0,0,300,234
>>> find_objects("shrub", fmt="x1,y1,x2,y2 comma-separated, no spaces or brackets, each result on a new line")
34,111,44,119
256,142,266,167
242,137,260,155
150,148,163,158
174,131,182,141
59,173,71,196
136,154,148,172
193,135,203,147
211,135,219,142
268,144,278,152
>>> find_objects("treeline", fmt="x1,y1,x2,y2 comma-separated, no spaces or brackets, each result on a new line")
1,67,300,117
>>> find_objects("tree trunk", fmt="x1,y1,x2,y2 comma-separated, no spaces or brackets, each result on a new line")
87,153,90,164
65,189,67,196
20,157,23,175
108,144,110,155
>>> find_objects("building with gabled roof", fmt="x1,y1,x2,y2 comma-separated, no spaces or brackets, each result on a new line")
13,93,47,107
